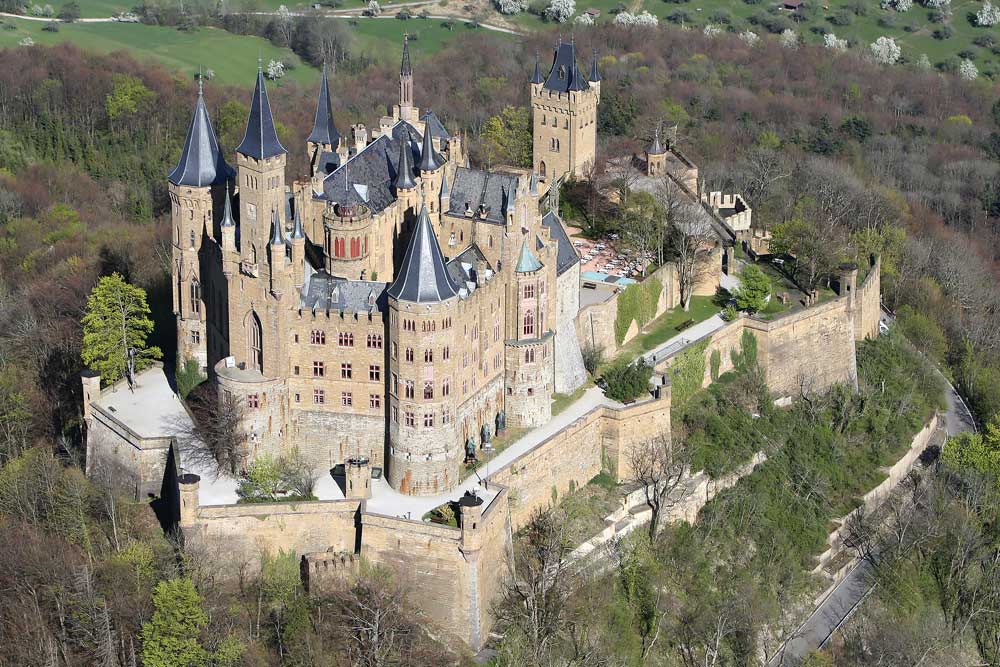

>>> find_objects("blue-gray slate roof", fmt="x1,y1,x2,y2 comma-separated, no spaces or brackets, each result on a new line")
446,167,519,225
542,211,580,276
169,82,234,187
417,120,443,172
237,70,287,160
544,42,590,93
421,111,450,140
387,202,460,303
307,64,340,147
445,244,491,288
301,271,389,313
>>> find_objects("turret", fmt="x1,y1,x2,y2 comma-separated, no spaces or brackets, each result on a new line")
307,63,340,176
439,169,450,216
344,456,372,499
588,48,602,97
236,62,287,275
418,126,444,219
291,207,305,288
178,473,201,528
645,124,668,177
268,209,287,297
221,187,238,276
459,491,485,552
169,76,233,370
398,34,415,122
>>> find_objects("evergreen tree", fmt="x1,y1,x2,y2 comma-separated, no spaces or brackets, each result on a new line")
140,578,209,667
81,273,161,385
735,264,771,314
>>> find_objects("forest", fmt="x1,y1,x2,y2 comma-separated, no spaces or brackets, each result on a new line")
0,19,998,666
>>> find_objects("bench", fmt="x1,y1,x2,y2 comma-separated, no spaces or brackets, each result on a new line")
676,319,696,332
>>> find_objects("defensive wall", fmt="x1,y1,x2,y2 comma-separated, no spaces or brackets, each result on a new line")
657,257,881,398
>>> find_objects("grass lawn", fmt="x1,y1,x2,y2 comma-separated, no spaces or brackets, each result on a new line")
345,15,505,59
612,295,718,364
552,384,588,415
0,19,319,85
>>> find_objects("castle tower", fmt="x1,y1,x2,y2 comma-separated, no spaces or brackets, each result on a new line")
645,125,668,177
530,41,600,183
386,199,462,495
235,62,287,278
504,238,554,428
417,124,445,222
344,456,372,499
290,208,306,289
307,63,341,178
169,77,234,370
395,35,417,123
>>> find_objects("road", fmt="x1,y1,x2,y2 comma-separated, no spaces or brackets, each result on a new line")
768,309,976,665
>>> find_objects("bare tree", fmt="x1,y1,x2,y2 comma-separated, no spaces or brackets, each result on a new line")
664,203,718,311
628,433,690,540
179,387,247,477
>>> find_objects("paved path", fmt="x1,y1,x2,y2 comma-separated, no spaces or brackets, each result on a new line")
769,311,975,665
365,386,615,519
643,313,725,367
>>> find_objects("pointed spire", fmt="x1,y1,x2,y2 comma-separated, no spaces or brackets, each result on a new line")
589,48,601,82
648,124,666,155
221,186,236,227
529,171,539,195
544,41,590,93
386,195,459,303
440,170,450,199
400,34,412,77
237,67,287,160
169,78,234,187
307,63,340,147
269,209,285,246
530,50,544,84
515,237,544,273
394,138,417,190
418,126,442,172
291,206,305,239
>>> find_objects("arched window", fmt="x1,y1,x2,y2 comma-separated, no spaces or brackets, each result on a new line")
523,310,534,337
539,161,546,177
189,230,196,248
190,281,201,315
424,349,433,363
249,312,263,371
423,381,433,400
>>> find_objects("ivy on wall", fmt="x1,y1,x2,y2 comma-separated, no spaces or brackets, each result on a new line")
613,278,664,345
669,339,710,408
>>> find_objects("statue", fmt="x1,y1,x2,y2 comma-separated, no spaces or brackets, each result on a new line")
481,423,492,446
464,437,476,462
496,410,506,433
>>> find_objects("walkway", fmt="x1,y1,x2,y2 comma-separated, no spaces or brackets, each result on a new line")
365,386,615,519
643,313,725,367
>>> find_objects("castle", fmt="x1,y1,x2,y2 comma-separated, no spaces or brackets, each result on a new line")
169,38,602,496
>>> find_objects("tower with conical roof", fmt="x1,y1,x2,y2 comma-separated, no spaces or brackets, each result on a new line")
530,40,600,183
645,123,668,177
386,198,462,495
169,76,234,370
417,123,445,221
236,61,288,280
307,63,341,176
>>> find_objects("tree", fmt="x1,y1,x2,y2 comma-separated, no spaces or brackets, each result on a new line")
618,190,663,276
81,273,161,386
327,566,416,667
494,0,527,13
140,578,209,667
57,1,79,21
481,107,531,168
977,0,1000,24
603,360,652,403
770,199,847,291
870,36,901,64
960,59,979,81
665,203,718,311
544,0,575,22
942,417,1000,479
105,74,155,121
628,434,689,539
734,264,770,313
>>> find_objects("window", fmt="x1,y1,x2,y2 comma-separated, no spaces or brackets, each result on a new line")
524,284,535,299
249,312,263,371
442,409,451,425
443,346,450,361
294,393,300,403
294,365,300,375
424,349,433,363
370,394,381,409
190,282,201,314
191,330,200,344
541,115,546,126
313,361,325,377
392,373,398,394
442,378,450,397
392,342,398,359
525,348,535,363
369,365,381,381
311,389,324,404
405,347,414,363
523,310,535,336
189,230,196,248
423,381,434,400
342,392,353,407
403,319,415,332
338,332,354,347
247,393,259,409
341,363,352,379
367,334,383,349
392,406,398,423
310,330,326,345
405,411,415,427
405,380,414,399
423,413,434,428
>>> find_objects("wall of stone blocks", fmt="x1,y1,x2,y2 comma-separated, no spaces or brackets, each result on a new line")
855,256,881,342
553,263,587,393
186,499,361,567
469,492,511,648
292,409,386,472
86,412,171,499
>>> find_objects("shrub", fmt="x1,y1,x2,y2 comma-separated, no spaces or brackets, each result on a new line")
236,450,318,503
829,9,853,25
932,24,954,39
735,264,771,313
603,360,652,403
581,343,604,376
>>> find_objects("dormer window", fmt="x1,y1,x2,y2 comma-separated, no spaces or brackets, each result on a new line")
558,65,566,80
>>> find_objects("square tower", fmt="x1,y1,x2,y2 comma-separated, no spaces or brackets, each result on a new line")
530,43,601,183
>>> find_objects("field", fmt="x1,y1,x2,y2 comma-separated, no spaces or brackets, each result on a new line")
0,14,497,85
514,0,999,71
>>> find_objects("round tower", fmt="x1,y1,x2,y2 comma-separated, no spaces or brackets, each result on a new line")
344,456,372,499
323,201,374,280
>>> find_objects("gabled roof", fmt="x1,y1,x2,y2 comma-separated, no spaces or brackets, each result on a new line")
544,42,590,93
446,167,519,225
515,237,544,273
236,69,287,160
421,111,450,140
417,121,443,172
542,211,579,275
169,80,234,187
387,202,460,303
307,63,340,147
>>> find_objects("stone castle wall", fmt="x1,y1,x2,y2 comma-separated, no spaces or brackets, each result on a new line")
85,411,172,498
553,262,587,393
855,256,881,342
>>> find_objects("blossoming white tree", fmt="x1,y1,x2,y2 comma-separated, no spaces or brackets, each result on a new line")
924,0,950,9
977,0,1000,25
824,32,848,49
740,30,760,45
366,0,381,15
495,0,527,14
266,60,286,80
574,11,593,23
545,0,576,22
916,53,932,68
870,35,901,64
780,28,798,47
703,23,722,36
959,58,979,80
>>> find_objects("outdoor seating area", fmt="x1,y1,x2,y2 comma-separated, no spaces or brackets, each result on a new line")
572,235,653,279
